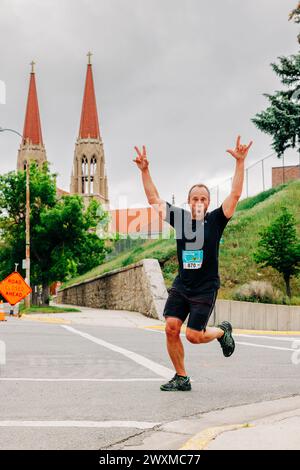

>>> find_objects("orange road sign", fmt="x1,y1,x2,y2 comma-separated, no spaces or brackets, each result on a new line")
0,272,32,306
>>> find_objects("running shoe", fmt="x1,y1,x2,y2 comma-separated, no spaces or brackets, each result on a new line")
160,373,192,391
217,321,235,357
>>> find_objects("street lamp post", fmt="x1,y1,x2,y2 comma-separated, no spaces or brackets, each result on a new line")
0,127,31,308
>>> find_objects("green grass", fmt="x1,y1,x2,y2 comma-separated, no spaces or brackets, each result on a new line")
236,183,288,211
59,180,300,304
60,235,177,289
19,305,81,314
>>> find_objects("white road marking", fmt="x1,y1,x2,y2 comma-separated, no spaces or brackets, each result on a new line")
144,328,295,351
0,421,160,429
236,341,294,352
61,325,174,379
235,334,299,342
0,378,163,382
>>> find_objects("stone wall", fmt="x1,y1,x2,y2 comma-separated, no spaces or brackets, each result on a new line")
56,258,168,321
57,259,300,330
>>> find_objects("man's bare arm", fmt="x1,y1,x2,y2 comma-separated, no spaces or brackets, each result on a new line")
222,135,253,219
133,146,166,220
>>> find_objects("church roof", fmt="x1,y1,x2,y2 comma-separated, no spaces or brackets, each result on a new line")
108,206,169,235
56,187,70,198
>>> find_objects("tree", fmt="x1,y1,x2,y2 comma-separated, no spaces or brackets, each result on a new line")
252,53,300,158
252,5,300,158
0,162,112,305
253,207,300,298
289,2,300,44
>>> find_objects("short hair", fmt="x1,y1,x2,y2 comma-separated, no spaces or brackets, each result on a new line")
187,183,210,202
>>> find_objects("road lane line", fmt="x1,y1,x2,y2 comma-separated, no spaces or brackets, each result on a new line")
61,325,174,379
235,334,300,342
0,378,164,382
0,420,160,429
236,341,294,352
143,328,295,351
143,325,300,337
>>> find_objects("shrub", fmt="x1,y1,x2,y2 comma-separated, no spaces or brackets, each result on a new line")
282,296,300,306
233,280,284,304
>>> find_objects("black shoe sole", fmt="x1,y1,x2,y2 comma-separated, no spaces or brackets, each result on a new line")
220,321,232,333
160,386,192,391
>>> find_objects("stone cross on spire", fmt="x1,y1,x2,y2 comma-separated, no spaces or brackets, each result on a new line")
87,51,92,65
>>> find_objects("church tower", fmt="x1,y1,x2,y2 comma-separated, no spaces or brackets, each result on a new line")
70,52,109,209
17,61,47,170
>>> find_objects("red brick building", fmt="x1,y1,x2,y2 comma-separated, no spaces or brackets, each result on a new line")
272,164,300,187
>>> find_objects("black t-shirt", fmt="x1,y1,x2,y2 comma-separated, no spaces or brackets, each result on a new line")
164,201,231,295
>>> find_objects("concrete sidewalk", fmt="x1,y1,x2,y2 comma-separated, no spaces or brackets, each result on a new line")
20,301,165,328
179,395,300,451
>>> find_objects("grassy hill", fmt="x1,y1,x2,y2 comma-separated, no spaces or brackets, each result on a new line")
60,180,300,303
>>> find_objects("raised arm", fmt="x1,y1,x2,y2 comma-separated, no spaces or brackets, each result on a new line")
222,135,253,219
133,145,166,219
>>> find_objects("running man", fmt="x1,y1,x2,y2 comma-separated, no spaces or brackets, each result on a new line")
133,136,253,391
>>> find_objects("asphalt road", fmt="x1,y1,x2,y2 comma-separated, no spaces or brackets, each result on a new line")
0,312,299,450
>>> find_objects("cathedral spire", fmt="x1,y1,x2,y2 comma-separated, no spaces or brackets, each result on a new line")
22,61,43,145
78,52,100,139
70,53,109,209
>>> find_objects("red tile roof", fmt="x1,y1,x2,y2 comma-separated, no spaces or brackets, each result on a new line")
56,187,70,197
108,207,168,235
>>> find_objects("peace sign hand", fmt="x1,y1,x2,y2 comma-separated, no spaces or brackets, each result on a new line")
133,145,149,172
226,136,253,161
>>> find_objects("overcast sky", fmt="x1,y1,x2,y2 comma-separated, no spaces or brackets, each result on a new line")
0,0,299,209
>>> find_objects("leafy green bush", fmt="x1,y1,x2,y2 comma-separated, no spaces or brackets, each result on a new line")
233,280,284,304
282,296,300,306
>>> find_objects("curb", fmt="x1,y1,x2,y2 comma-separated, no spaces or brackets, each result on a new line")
20,316,71,325
179,423,252,450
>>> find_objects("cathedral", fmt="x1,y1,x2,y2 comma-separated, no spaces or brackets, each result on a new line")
18,53,109,209
17,54,170,240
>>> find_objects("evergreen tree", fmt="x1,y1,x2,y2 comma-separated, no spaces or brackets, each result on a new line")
289,1,300,44
252,5,300,157
252,53,300,157
253,206,300,298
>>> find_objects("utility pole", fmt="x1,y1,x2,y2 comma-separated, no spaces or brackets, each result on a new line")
25,159,31,308
0,127,31,307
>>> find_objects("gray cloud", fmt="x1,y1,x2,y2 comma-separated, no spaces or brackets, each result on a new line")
0,0,299,209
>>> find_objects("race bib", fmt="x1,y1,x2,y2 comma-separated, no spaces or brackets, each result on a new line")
182,249,203,269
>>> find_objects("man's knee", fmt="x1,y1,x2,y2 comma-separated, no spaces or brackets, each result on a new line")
186,329,206,344
165,317,182,339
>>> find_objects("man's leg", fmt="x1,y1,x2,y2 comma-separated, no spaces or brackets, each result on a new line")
165,317,187,376
186,290,225,344
185,326,224,344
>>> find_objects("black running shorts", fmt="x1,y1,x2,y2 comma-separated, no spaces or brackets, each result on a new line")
163,287,218,332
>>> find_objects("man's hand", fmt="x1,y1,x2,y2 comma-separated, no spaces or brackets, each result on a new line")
226,135,253,161
133,145,149,172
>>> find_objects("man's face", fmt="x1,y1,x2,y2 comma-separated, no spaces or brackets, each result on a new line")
188,186,210,219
